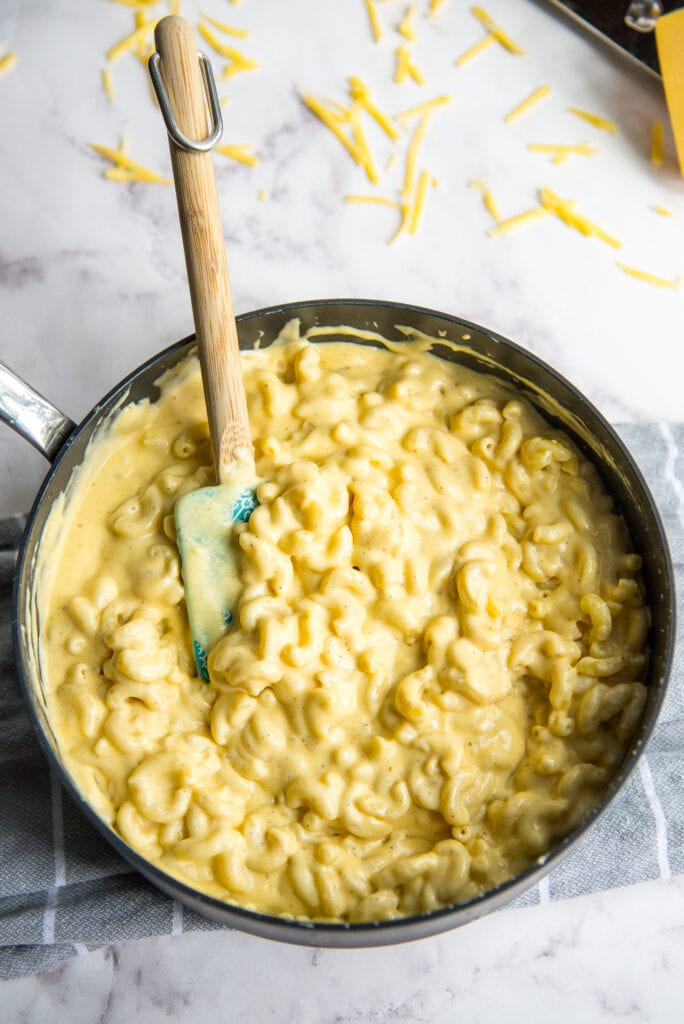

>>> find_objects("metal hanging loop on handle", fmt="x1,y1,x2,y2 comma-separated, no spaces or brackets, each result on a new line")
148,50,223,152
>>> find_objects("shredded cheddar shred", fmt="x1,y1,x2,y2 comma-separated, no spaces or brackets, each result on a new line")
0,51,17,76
397,94,452,124
196,22,258,78
390,112,433,242
617,262,681,289
487,207,549,238
349,77,400,141
455,34,495,66
403,113,431,197
102,68,114,102
409,169,430,233
399,5,418,40
567,107,618,134
539,187,621,248
302,93,378,183
470,179,501,222
457,6,524,65
527,142,597,165
345,195,403,209
199,12,249,38
216,144,259,167
106,20,156,62
505,85,551,124
349,103,380,183
90,142,171,184
365,0,383,43
471,6,524,53
395,43,425,85
197,22,243,56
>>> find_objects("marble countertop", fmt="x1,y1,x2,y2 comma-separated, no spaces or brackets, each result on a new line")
3,874,684,1023
1,0,682,1018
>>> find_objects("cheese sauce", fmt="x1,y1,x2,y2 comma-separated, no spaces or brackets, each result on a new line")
38,323,648,922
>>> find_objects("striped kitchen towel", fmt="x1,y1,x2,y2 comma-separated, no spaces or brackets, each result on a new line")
0,424,682,980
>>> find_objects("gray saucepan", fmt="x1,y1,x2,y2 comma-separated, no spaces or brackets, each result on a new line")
0,298,675,947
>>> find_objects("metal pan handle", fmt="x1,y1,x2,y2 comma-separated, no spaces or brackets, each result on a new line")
0,361,76,463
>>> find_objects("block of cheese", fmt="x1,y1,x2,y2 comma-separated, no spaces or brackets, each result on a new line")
656,8,684,175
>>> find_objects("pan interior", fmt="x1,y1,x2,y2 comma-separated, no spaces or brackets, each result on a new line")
15,299,674,946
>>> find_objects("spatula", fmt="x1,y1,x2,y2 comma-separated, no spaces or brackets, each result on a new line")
149,16,257,681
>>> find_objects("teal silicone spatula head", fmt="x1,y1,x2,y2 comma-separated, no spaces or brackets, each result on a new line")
175,482,257,680
151,16,257,680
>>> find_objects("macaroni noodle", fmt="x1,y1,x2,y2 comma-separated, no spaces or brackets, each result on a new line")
40,322,649,921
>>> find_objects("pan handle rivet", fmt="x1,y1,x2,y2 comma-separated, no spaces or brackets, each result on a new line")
624,0,663,33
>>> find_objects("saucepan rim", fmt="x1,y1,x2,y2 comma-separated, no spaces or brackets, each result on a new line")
10,297,676,946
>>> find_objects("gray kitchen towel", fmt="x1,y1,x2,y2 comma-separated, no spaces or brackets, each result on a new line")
1,423,682,981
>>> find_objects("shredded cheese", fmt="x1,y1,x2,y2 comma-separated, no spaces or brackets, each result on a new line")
345,194,403,208
505,85,551,124
197,23,250,61
539,186,621,248
194,22,257,78
567,107,617,134
90,142,171,184
106,20,156,62
487,207,549,237
108,0,158,7
365,0,383,43
394,44,425,85
220,54,259,80
409,169,430,233
651,120,664,166
199,12,249,38
429,0,447,16
527,142,597,165
130,6,156,64
349,76,400,141
258,189,268,202
302,94,378,183
389,203,411,243
399,5,418,40
403,112,431,197
303,95,353,150
617,261,682,289
455,33,495,66
0,51,17,76
390,111,434,243
470,179,501,222
349,102,380,183
397,94,451,124
652,204,672,216
216,144,259,167
470,6,524,54
102,68,114,102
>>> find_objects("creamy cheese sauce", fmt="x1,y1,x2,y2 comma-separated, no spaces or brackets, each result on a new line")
39,323,649,922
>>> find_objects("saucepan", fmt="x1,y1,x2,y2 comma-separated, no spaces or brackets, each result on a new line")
0,298,675,946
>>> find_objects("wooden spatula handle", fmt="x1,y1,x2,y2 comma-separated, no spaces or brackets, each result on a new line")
154,15,252,482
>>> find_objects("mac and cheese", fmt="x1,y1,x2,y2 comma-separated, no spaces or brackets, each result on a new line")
40,322,649,921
